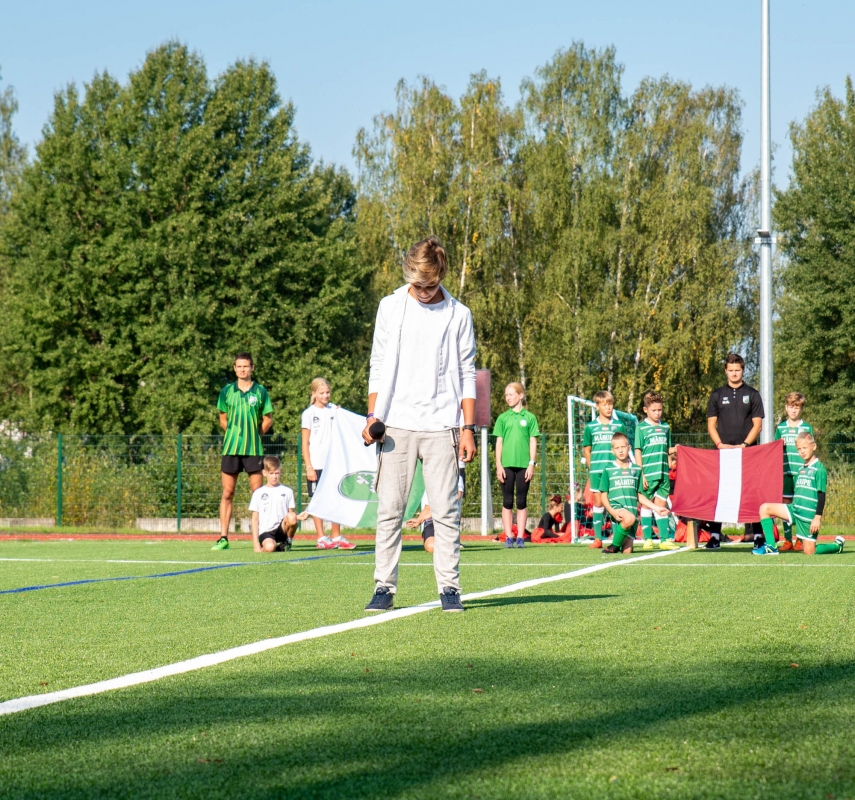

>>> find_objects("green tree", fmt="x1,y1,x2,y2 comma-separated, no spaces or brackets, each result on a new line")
775,77,855,430
0,68,27,220
0,43,369,435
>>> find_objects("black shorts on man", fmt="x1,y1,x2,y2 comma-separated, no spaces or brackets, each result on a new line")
307,469,324,498
422,520,435,542
221,455,264,475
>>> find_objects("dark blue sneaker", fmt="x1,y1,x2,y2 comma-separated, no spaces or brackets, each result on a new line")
440,587,465,612
704,537,721,550
365,587,394,612
504,537,515,548
515,536,525,548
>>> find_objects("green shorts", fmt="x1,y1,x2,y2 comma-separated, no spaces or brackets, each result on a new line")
640,475,671,503
787,509,816,541
783,473,795,499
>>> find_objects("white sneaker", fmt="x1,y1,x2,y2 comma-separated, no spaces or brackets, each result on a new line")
331,535,356,550
316,536,337,550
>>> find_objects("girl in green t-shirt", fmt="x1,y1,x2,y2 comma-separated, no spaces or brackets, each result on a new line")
494,382,540,548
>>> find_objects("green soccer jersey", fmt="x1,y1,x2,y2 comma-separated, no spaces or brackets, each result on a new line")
583,419,627,478
493,408,540,468
791,458,827,523
633,419,672,481
597,461,642,512
217,381,273,456
774,420,814,476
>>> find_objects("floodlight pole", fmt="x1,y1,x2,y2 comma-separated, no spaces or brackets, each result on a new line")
758,0,774,442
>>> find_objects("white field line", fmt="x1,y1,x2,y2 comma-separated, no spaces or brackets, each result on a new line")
338,562,855,568
0,558,233,565
0,548,680,716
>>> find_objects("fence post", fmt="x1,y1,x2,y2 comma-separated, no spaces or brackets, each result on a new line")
296,432,303,514
540,432,547,514
56,434,63,527
176,433,182,532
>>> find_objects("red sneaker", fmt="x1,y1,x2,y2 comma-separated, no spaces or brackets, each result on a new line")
316,536,337,549
794,538,804,551
779,540,794,552
588,539,603,549
331,536,356,550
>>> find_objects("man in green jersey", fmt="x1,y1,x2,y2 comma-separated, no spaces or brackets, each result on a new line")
634,391,679,550
212,352,273,550
600,432,662,554
774,392,813,550
755,432,843,556
582,391,626,548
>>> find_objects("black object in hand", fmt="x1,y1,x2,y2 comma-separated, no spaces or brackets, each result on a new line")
365,419,386,446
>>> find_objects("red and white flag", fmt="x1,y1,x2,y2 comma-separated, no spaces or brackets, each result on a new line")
671,440,784,523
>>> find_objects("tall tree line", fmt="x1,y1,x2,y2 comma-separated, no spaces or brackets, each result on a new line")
356,44,757,432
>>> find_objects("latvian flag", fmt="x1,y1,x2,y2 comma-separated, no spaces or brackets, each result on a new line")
671,440,784,523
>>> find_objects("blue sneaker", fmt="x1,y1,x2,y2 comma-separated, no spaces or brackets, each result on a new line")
752,544,779,556
364,587,395,612
516,536,525,548
504,537,515,548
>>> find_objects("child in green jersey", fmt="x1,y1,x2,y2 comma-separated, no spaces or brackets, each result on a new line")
213,352,273,551
601,433,663,554
755,432,844,556
634,391,680,551
494,382,540,548
582,391,626,549
774,392,814,551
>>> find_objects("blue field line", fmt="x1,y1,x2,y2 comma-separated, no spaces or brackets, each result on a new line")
0,549,375,595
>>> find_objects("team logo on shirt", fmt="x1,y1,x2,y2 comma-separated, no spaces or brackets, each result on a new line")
722,397,730,404
338,471,379,502
520,419,527,427
743,395,749,403
248,395,258,406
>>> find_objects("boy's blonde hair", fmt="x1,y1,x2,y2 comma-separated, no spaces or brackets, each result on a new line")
309,377,330,404
785,392,806,409
263,456,281,471
402,236,448,285
593,390,614,405
611,432,629,445
506,381,527,407
795,431,815,445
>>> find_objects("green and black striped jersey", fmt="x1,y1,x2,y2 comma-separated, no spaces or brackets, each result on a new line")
633,419,672,481
597,462,642,512
583,419,627,478
217,382,273,456
791,458,827,522
774,420,814,476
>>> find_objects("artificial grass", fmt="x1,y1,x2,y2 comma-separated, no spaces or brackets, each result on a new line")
2,540,855,798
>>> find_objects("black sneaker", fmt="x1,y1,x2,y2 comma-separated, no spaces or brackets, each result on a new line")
439,587,465,612
704,537,721,550
365,587,395,612
602,544,620,554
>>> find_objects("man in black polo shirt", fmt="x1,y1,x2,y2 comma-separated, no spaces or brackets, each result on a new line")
704,353,765,548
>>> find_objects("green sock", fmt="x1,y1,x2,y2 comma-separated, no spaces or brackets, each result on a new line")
760,518,776,547
815,542,843,555
611,528,627,549
641,513,653,540
655,513,671,541
782,518,793,543
593,508,604,540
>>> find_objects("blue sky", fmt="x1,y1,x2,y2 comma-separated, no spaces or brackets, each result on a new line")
2,1,853,185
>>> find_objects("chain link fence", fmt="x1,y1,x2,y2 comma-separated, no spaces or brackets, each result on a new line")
1,431,854,529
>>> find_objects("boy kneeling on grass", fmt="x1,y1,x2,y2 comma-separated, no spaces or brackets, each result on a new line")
600,433,665,555
250,456,297,553
754,432,844,556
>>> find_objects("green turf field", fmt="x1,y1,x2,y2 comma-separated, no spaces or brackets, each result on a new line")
2,537,855,799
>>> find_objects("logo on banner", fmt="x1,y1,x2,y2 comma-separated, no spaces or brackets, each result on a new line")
338,471,378,502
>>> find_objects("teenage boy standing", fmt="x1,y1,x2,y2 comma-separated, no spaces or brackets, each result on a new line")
362,237,477,613
212,352,273,550
704,353,764,549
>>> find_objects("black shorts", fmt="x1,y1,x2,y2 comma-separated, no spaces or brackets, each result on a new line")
258,524,288,547
422,520,435,542
221,455,264,475
307,469,323,498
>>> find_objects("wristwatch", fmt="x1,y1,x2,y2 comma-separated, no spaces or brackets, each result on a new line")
463,424,476,432
529,460,536,466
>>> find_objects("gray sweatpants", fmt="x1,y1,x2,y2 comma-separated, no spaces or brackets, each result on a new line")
374,427,461,594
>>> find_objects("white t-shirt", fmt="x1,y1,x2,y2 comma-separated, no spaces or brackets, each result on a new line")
385,295,456,432
249,484,295,533
300,403,337,470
